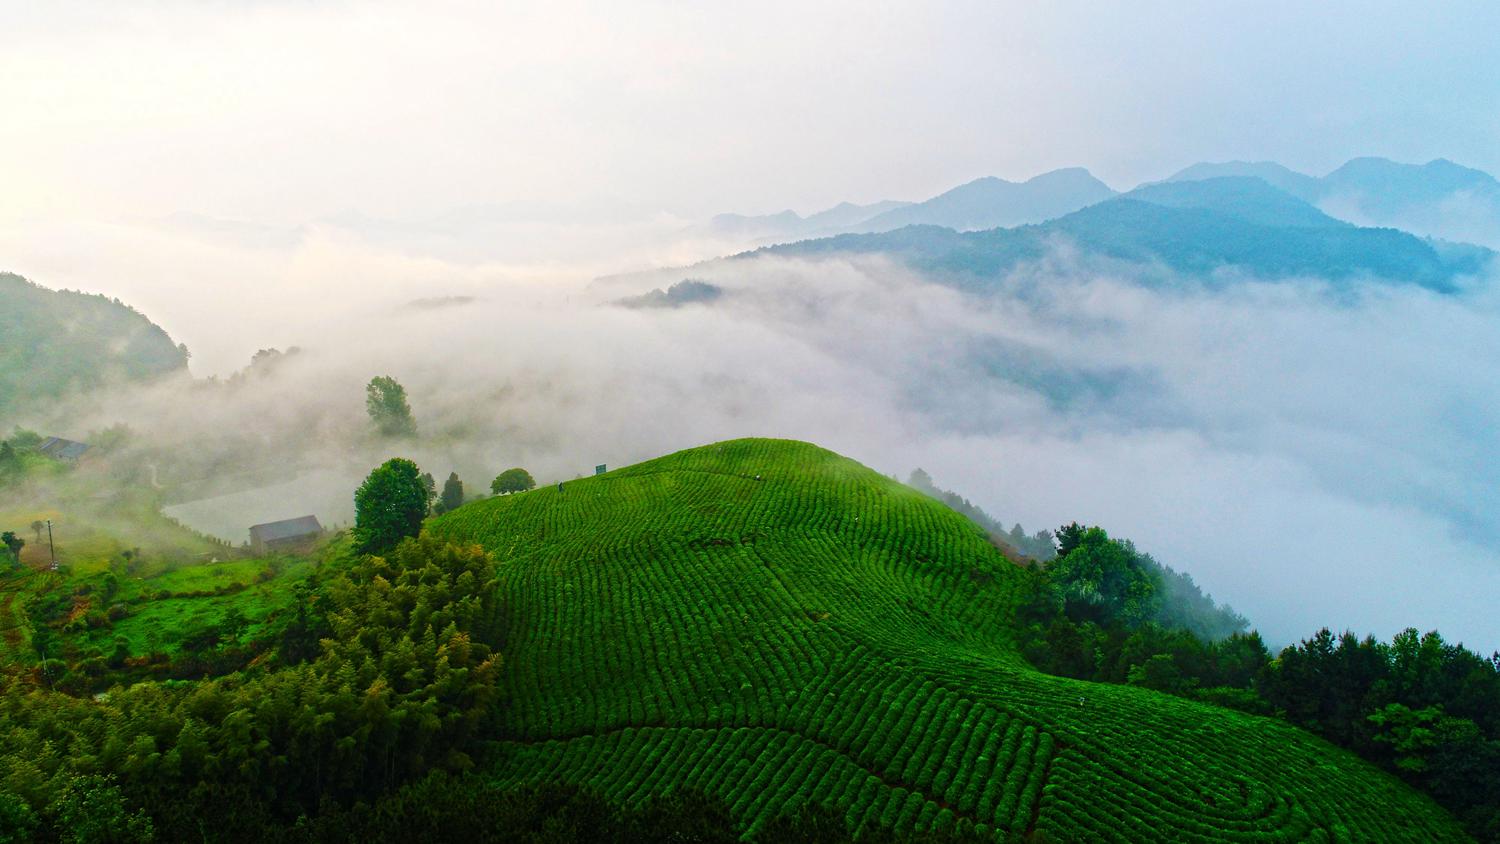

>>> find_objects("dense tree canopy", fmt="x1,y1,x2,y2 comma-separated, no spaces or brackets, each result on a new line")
437,472,464,515
490,468,535,495
1046,525,1160,626
1260,627,1500,838
0,536,503,839
1019,523,1500,841
354,458,431,554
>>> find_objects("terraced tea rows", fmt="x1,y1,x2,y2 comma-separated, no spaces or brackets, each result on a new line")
429,439,1465,842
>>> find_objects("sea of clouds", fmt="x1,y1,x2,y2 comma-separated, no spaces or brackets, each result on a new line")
4,212,1497,652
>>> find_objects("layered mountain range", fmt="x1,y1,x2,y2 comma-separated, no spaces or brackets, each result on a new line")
711,157,1500,250
677,158,1500,294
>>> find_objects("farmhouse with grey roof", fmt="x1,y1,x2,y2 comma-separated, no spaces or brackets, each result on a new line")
38,436,90,462
249,515,323,554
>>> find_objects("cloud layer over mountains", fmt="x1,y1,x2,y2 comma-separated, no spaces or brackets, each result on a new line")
6,157,1500,653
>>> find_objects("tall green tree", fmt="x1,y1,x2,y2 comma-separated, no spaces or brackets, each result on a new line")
436,472,464,514
1054,521,1087,558
365,376,417,438
421,471,437,509
491,467,536,495
354,458,430,554
0,532,22,564
1048,526,1161,626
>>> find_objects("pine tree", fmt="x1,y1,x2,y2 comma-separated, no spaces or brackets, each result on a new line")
437,472,464,514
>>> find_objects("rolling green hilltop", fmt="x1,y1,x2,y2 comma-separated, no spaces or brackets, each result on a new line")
429,438,1464,842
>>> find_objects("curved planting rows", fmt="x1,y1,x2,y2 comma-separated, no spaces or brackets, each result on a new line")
429,438,1465,842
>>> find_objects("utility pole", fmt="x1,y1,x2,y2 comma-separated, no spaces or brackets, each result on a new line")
45,519,56,570
37,635,51,690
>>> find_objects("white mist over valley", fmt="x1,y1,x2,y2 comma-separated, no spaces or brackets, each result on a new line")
6,192,1499,650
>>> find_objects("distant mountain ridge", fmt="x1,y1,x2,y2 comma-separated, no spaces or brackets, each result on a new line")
1165,157,1500,247
1161,161,1323,200
706,168,1117,244
710,156,1500,249
626,157,1499,303
707,199,912,241
749,187,1491,293
705,155,1500,244
859,167,1117,232
1122,176,1348,229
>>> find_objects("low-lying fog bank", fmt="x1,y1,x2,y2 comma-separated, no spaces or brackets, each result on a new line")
6,217,1498,651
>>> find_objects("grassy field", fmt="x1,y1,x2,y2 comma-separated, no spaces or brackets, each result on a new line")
1,497,318,669
74,558,316,657
0,498,227,578
429,438,1466,842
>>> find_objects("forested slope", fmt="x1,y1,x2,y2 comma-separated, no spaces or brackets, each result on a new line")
0,272,187,421
429,438,1465,842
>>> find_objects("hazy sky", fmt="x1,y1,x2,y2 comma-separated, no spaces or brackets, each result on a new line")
4,1,1499,224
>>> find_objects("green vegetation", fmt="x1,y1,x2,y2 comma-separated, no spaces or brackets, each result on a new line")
906,468,1054,560
436,472,465,515
274,778,995,843
0,437,301,688
1012,523,1498,840
366,375,417,438
0,273,187,421
490,467,536,495
78,558,315,656
354,458,430,554
3,537,315,691
0,438,1483,840
1262,630,1500,840
0,535,502,840
426,439,1465,841
617,279,726,309
0,534,20,566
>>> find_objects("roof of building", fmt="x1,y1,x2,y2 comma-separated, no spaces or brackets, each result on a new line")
38,437,90,460
249,515,323,543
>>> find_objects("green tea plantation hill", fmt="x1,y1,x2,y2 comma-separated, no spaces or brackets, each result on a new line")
428,438,1465,842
